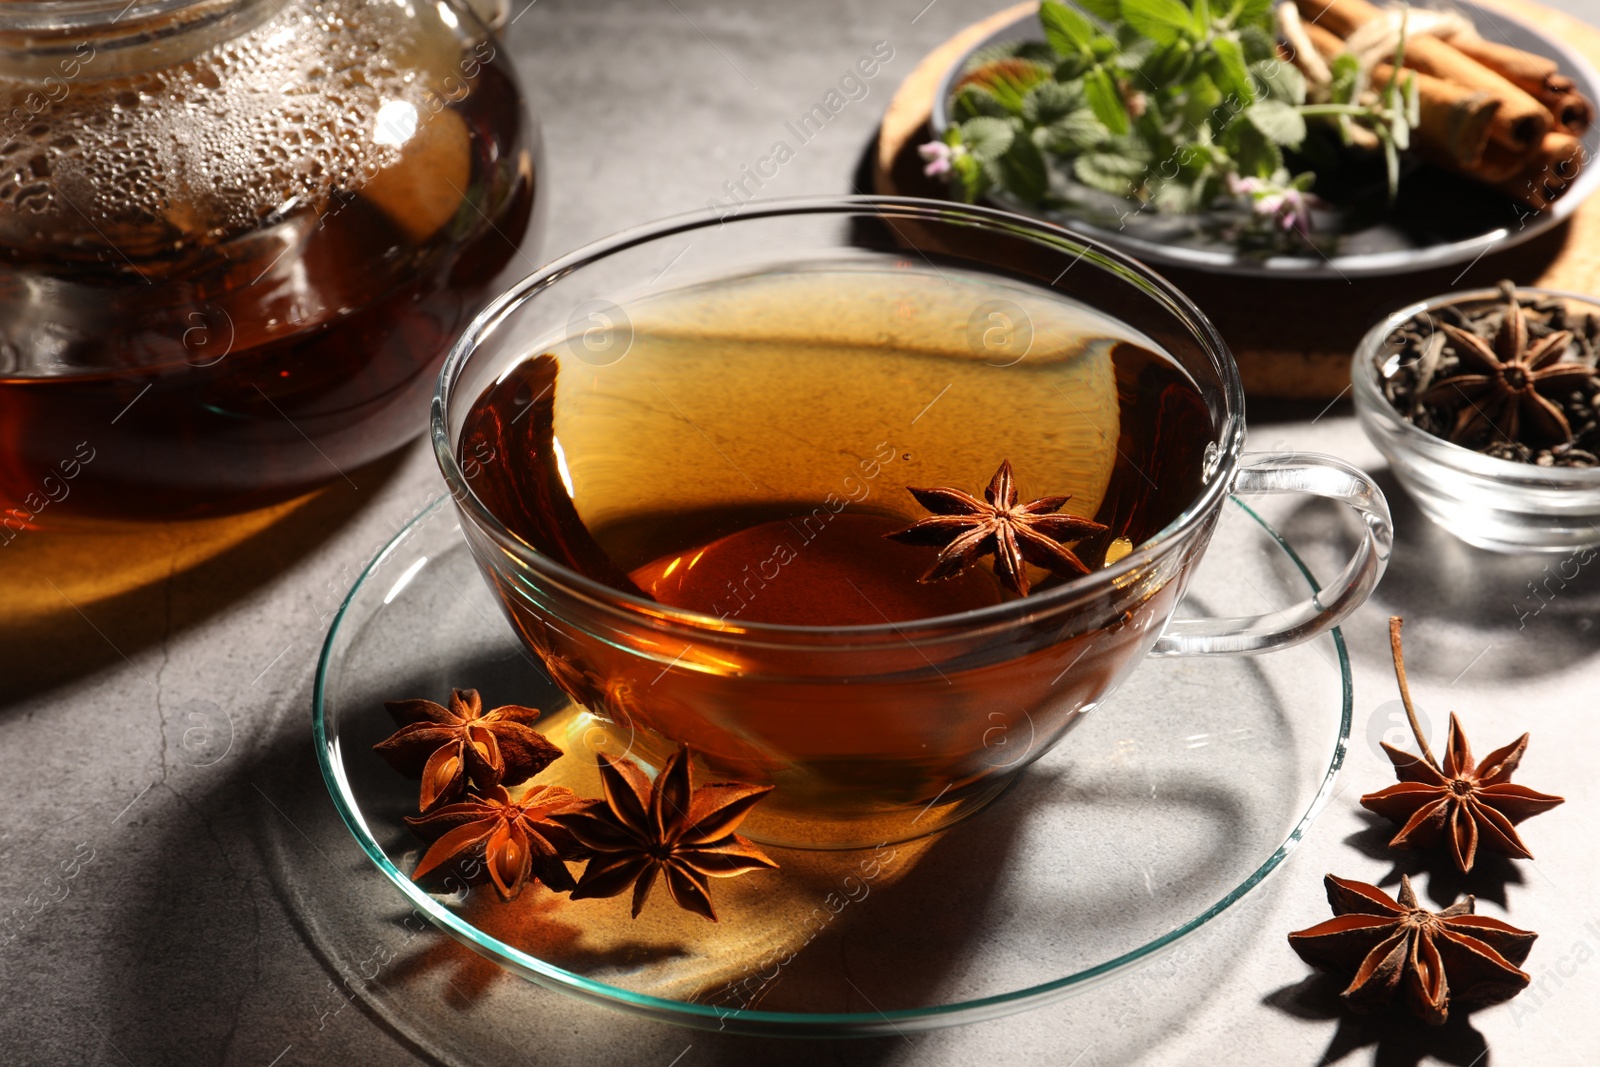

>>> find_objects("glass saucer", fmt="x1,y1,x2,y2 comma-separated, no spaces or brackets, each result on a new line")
313,494,1350,1037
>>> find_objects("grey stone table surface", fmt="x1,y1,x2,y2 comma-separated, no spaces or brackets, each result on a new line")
5,0,1600,1064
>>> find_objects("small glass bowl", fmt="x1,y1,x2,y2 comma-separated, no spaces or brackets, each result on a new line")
1352,287,1600,554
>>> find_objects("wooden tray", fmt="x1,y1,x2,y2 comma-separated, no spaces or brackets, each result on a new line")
874,0,1600,401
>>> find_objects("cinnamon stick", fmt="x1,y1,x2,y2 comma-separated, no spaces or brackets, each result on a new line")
1449,35,1593,134
1391,37,1550,149
1468,142,1534,184
1492,131,1587,210
1293,0,1552,150
1373,62,1500,169
1294,0,1382,39
1448,34,1559,88
1543,90,1594,135
1301,20,1346,61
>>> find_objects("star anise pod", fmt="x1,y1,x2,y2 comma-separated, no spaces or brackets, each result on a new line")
406,784,585,901
555,745,778,921
1288,874,1535,1025
884,459,1109,596
374,688,563,813
1420,290,1590,446
1362,619,1563,872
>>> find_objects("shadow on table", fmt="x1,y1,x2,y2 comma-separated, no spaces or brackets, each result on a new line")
1272,467,1600,688
0,448,408,704
1342,809,1528,912
1265,972,1491,1067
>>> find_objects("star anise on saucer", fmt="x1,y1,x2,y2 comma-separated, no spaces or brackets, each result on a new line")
406,784,586,901
1361,619,1563,872
1421,289,1590,446
374,688,564,813
884,459,1109,596
556,745,778,921
1288,874,1535,1025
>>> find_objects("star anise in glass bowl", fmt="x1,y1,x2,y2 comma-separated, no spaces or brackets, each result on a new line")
1353,284,1600,553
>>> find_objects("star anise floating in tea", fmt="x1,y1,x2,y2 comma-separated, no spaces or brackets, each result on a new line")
558,745,778,922
885,459,1109,596
374,688,564,812
1288,874,1536,1026
1380,281,1600,465
375,689,779,919
1361,618,1563,873
407,784,585,901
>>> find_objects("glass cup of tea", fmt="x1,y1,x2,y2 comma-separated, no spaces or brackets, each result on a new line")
433,197,1391,849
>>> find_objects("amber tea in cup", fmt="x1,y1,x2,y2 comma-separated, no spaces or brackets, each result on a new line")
438,199,1391,848
461,269,1214,621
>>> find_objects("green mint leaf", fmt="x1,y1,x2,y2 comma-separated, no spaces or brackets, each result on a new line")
1235,0,1273,28
1075,151,1149,197
1383,133,1400,204
1040,2,1098,55
1191,0,1213,35
1251,58,1306,105
1119,0,1194,46
1139,39,1194,85
1024,79,1087,124
952,85,1014,120
1207,36,1255,106
963,41,1027,68
1390,110,1411,152
1082,67,1130,135
998,132,1051,202
959,116,1016,163
1179,71,1226,130
1328,51,1362,104
1040,108,1112,153
1053,53,1093,83
1077,0,1123,21
1227,117,1284,178
1237,24,1276,63
953,152,988,202
1152,176,1204,214
1114,32,1158,67
1246,99,1307,146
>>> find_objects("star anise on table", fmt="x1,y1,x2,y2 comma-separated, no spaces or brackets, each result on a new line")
555,745,778,921
1288,874,1535,1025
1420,290,1590,446
884,459,1109,596
1361,619,1563,873
374,688,564,812
406,784,586,901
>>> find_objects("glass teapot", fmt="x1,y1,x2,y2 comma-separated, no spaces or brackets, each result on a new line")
0,0,539,525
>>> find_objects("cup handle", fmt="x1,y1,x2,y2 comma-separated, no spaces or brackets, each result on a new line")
1150,451,1392,657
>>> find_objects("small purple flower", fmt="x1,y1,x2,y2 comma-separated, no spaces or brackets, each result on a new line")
919,140,956,178
1227,175,1266,198
1272,187,1315,237
1229,175,1317,238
